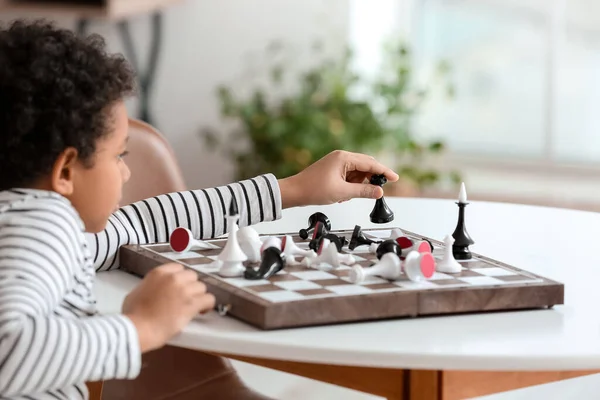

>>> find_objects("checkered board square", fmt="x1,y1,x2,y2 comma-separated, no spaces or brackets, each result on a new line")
120,227,564,330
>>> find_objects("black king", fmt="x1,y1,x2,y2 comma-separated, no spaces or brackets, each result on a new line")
451,182,475,260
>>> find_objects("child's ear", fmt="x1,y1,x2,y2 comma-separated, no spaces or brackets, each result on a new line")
51,147,79,196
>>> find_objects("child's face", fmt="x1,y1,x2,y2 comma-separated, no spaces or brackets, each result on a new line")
67,101,131,233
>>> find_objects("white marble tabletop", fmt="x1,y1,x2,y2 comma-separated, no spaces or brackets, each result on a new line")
94,196,600,371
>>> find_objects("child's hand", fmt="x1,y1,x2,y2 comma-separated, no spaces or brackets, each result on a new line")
122,263,215,352
278,150,399,208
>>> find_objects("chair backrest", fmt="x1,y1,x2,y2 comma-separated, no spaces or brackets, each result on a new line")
121,119,187,205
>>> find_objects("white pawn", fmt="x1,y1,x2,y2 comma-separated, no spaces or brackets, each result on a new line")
237,226,262,262
303,239,340,269
282,235,316,265
318,238,356,265
349,252,401,283
218,197,247,277
436,235,462,273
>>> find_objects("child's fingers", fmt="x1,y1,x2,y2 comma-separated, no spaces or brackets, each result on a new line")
346,182,384,199
346,153,399,182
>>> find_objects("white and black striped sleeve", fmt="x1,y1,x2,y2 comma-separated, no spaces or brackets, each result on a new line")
0,213,141,397
90,173,282,272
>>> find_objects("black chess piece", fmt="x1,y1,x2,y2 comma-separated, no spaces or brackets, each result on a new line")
299,212,331,240
244,246,285,280
308,221,329,251
375,239,402,260
369,174,394,224
348,225,381,250
452,200,475,260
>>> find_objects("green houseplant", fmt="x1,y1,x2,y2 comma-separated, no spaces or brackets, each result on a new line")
202,39,461,194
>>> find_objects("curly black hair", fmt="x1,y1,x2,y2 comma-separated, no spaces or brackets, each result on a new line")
0,19,136,190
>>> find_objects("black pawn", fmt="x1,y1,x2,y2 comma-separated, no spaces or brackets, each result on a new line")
375,239,402,260
452,201,474,260
299,212,331,240
244,247,285,280
348,225,380,250
369,174,394,224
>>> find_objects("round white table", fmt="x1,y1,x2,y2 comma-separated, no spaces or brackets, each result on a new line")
94,197,600,399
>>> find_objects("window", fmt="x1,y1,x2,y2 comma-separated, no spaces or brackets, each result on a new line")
349,0,600,167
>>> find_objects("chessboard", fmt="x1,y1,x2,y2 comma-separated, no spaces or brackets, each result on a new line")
119,227,564,330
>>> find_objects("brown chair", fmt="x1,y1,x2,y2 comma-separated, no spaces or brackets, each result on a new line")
87,119,272,400
120,118,187,205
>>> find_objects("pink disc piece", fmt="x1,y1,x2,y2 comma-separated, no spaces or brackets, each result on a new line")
417,241,431,253
170,227,191,252
420,252,436,278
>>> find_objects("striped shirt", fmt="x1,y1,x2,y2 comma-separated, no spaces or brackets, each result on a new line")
0,174,281,399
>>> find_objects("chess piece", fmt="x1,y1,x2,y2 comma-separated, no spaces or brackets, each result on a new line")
244,246,285,280
218,197,247,277
348,225,381,250
308,221,328,251
299,212,331,240
388,228,404,240
281,235,316,265
395,236,413,253
375,239,402,260
323,233,347,252
169,227,212,252
303,239,340,269
403,239,432,255
436,235,462,273
452,182,475,260
237,226,262,262
369,174,394,224
403,251,436,282
316,238,355,265
260,236,282,252
349,252,402,283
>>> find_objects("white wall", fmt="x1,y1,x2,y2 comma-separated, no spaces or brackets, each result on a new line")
1,0,350,189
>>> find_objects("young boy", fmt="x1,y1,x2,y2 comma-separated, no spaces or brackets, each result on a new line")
0,19,399,399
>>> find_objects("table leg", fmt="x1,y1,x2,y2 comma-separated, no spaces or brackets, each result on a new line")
215,352,600,400
214,353,405,399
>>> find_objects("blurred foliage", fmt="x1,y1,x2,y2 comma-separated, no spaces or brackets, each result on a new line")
201,38,462,191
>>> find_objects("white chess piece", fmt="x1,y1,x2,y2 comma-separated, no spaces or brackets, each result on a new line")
303,239,340,269
436,235,462,273
349,252,401,283
403,251,436,282
260,236,282,252
218,198,247,277
303,238,354,267
388,228,404,240
169,227,213,253
237,226,262,262
401,239,432,256
282,235,316,265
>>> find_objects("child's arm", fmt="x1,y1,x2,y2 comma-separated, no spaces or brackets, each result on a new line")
89,173,280,272
0,203,212,397
0,209,141,396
